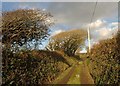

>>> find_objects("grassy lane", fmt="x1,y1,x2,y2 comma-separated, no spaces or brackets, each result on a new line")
56,64,76,84
80,61,94,84
51,55,94,84
51,65,75,84
51,62,83,84
67,62,82,84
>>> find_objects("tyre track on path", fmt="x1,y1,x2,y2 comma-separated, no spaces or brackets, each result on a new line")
56,64,76,84
80,61,94,84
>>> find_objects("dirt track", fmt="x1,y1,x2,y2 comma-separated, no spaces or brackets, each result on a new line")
57,65,76,84
52,60,94,84
80,61,94,84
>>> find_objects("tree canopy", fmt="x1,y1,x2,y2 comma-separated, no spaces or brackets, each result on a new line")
2,9,54,51
46,29,87,56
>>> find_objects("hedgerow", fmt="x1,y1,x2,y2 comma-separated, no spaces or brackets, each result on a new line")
2,50,70,85
89,32,119,85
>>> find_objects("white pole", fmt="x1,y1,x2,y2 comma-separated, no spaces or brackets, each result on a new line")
87,26,91,53
87,1,97,53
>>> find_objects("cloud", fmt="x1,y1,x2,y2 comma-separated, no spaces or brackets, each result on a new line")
87,19,107,29
3,2,118,25
96,28,111,36
96,22,117,39
86,19,118,47
51,29,65,36
47,2,117,28
3,2,117,29
18,4,29,9
111,22,118,29
2,2,118,50
95,28,114,40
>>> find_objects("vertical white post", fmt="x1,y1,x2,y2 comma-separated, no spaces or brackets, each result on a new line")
87,27,91,53
87,1,97,53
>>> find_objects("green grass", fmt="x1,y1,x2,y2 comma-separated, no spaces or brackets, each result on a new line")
64,56,78,65
67,64,81,84
51,57,81,84
78,61,83,65
86,58,90,65
79,53,88,58
51,55,85,84
51,66,72,84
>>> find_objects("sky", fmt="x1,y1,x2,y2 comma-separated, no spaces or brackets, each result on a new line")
1,0,119,2
2,2,118,51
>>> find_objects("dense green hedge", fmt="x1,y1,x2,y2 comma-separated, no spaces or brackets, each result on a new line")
89,33,119,85
2,50,70,85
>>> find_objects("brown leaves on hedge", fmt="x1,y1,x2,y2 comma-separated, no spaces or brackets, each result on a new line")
2,50,70,85
89,32,119,84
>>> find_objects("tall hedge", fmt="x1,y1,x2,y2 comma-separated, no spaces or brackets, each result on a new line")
89,32,119,85
2,50,70,85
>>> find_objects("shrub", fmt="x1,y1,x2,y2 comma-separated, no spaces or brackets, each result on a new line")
2,50,70,85
89,34,119,85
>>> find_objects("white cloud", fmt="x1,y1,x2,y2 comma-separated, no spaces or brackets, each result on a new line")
111,22,118,29
18,4,37,10
42,8,46,11
88,19,107,29
51,29,64,36
4,2,117,29
48,2,117,28
85,19,108,30
18,4,29,9
96,27,111,37
96,21,118,39
111,22,118,26
87,19,118,38
85,19,118,47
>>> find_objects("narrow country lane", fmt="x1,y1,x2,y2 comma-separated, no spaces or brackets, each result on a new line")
51,59,94,84
80,61,94,84
57,65,76,84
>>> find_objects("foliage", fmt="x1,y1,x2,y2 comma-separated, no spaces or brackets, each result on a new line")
2,9,54,51
116,30,120,49
89,32,119,85
2,50,70,85
46,29,87,56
